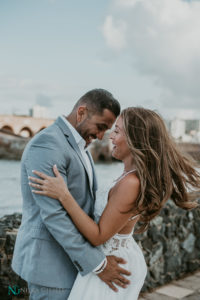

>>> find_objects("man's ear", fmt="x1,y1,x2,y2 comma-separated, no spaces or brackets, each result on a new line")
76,106,87,123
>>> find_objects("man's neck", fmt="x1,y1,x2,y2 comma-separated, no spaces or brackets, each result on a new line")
65,114,76,128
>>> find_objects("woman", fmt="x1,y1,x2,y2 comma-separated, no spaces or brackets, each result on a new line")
29,107,200,299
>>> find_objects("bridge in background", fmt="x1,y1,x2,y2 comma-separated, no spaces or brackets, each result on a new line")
0,115,54,137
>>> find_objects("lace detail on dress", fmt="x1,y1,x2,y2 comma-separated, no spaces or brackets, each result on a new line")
94,182,113,223
94,170,138,254
101,233,133,255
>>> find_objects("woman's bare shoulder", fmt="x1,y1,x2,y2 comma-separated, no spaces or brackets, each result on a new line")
116,172,140,192
109,173,140,209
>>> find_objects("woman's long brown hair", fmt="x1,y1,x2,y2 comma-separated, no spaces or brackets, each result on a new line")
121,107,200,232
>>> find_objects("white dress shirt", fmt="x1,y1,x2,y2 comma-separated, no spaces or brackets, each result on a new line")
61,116,106,273
61,116,93,188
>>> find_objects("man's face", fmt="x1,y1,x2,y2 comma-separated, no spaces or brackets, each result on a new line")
76,107,116,147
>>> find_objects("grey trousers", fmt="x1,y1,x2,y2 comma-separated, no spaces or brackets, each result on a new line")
28,282,71,300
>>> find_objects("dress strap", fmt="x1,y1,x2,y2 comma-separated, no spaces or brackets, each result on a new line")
114,169,136,184
129,214,140,221
124,169,136,176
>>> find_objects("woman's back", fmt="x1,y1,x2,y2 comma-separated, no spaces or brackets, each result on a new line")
94,169,140,236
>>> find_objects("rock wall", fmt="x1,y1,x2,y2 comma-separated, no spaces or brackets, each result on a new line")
0,214,28,300
0,200,200,298
0,131,29,160
135,199,200,291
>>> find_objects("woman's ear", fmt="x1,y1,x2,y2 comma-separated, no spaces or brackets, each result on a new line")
76,106,87,123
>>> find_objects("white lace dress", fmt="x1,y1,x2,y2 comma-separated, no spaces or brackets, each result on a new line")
68,180,147,300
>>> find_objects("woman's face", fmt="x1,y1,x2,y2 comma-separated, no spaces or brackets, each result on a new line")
110,116,132,161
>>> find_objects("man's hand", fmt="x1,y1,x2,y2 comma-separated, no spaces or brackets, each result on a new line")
97,255,131,292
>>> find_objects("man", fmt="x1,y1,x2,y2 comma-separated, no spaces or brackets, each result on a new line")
12,89,131,299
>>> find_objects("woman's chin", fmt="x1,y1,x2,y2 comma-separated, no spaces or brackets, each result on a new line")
111,152,121,161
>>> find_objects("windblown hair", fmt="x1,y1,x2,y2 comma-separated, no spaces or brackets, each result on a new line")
73,89,121,117
121,107,200,232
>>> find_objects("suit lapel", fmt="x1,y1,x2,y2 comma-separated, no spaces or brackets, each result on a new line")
67,138,94,197
67,135,90,177
86,150,98,199
55,117,94,196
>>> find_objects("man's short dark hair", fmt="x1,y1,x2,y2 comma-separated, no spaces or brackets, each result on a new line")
74,89,121,117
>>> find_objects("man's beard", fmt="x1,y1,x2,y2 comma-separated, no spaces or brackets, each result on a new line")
76,120,88,141
76,120,96,147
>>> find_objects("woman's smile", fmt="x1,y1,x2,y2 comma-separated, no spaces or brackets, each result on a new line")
110,117,132,161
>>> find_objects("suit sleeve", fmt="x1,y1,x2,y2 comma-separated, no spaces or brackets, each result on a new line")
25,143,105,276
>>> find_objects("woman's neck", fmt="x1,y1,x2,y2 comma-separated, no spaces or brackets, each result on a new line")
123,155,135,173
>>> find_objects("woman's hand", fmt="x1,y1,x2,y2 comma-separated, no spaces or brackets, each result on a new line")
28,165,70,202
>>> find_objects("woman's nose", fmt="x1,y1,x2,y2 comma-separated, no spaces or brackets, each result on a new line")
109,131,114,139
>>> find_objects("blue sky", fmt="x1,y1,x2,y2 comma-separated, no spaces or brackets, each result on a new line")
1,0,200,119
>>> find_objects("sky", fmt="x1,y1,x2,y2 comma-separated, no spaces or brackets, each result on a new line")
1,0,200,120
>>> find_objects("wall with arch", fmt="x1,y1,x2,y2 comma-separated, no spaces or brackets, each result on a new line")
0,115,54,137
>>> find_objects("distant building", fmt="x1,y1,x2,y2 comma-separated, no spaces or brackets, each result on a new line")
170,118,186,140
168,118,200,143
29,105,49,118
181,134,193,143
0,115,54,137
197,131,200,143
185,120,200,134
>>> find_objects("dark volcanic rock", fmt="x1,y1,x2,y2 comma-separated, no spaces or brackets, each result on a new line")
134,199,200,292
0,131,29,160
0,213,28,300
1,199,200,297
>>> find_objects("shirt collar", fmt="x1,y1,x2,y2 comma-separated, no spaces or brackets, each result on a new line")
60,115,86,149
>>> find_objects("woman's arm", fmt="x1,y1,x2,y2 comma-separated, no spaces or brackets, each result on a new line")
29,165,140,246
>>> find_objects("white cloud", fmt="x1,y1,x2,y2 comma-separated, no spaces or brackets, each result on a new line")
0,75,64,93
102,0,200,113
102,16,127,51
115,0,141,7
0,75,68,117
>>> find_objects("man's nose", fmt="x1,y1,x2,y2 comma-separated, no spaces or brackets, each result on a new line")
96,132,104,140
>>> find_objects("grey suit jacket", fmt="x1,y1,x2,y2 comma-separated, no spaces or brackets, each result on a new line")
12,116,105,288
